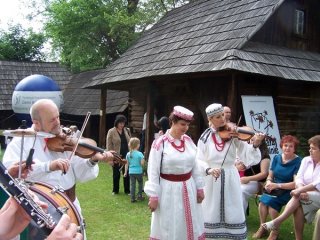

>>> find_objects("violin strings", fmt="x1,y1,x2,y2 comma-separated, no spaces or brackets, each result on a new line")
220,115,242,169
68,112,91,161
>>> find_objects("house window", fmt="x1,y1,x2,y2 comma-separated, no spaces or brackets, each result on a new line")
294,9,305,35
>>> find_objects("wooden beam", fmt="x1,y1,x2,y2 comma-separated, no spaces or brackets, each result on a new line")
145,82,156,159
99,88,106,147
227,73,237,123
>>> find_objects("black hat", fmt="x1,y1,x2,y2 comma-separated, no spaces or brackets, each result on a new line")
114,114,127,127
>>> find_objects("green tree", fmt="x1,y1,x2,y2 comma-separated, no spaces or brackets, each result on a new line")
45,0,139,72
0,24,46,61
44,0,190,72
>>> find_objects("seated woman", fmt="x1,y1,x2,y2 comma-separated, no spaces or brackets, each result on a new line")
236,138,270,215
252,135,302,240
262,135,320,240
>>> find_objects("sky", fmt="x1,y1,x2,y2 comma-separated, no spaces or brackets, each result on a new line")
0,0,42,31
0,0,54,59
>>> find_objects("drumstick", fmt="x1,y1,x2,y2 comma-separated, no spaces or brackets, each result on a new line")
26,134,37,169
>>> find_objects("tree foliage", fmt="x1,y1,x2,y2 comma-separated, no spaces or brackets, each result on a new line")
45,0,138,72
0,24,46,61
44,0,190,72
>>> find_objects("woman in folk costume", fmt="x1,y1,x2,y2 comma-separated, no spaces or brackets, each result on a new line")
196,103,265,239
144,106,205,240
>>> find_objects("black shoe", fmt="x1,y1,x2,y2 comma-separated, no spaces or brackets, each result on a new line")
131,199,137,203
137,195,145,201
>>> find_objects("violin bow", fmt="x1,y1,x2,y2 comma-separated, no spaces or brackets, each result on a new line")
68,112,91,161
65,113,126,165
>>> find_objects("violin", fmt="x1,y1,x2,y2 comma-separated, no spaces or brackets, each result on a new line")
46,129,126,165
218,122,255,141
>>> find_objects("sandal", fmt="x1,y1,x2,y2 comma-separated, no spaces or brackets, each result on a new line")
267,229,279,240
262,220,277,231
252,226,267,239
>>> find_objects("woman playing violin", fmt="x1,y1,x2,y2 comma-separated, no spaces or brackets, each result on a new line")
3,99,114,239
196,103,265,239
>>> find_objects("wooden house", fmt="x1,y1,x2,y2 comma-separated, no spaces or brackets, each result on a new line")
0,60,71,129
85,0,320,156
0,61,128,148
62,69,129,144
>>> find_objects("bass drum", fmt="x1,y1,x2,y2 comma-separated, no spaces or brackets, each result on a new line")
25,182,84,240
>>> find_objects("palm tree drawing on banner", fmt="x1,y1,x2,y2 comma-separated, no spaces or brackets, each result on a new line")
249,110,279,155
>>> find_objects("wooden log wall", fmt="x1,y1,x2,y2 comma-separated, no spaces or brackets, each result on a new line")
238,74,320,156
253,0,320,52
276,79,320,155
128,85,146,137
155,80,200,142
129,73,320,157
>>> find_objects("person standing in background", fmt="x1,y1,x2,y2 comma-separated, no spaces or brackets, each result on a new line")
157,116,170,137
124,137,145,203
140,110,158,152
223,106,232,123
106,114,131,195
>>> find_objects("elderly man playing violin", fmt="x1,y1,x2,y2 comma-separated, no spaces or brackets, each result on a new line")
196,103,265,239
3,99,115,238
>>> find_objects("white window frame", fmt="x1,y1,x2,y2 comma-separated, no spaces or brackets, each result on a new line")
294,9,305,35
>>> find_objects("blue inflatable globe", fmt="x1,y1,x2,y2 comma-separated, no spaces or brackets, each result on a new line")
12,74,63,126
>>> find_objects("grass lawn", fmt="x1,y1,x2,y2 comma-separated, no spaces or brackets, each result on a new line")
0,148,315,239
77,163,151,239
79,163,314,240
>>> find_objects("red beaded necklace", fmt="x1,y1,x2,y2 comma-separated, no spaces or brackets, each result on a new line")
212,133,225,152
171,140,185,152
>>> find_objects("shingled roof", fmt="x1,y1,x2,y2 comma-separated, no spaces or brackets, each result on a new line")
62,69,128,115
0,61,127,116
86,0,320,88
0,61,71,111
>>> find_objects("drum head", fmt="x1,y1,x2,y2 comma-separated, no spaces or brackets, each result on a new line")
25,182,83,240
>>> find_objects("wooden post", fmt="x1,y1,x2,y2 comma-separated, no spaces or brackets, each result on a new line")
227,73,237,123
99,88,107,147
145,82,155,159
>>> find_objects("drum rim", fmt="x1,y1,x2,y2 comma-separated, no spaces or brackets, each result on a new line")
28,181,82,222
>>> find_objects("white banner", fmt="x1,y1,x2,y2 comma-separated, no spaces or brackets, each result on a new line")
12,91,63,114
241,96,281,159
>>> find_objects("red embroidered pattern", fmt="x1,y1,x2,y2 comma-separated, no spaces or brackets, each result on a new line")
212,133,225,152
183,181,194,240
198,233,206,240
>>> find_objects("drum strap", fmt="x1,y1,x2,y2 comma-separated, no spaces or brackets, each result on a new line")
65,185,76,202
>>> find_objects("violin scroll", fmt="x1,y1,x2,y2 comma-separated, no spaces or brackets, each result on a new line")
111,152,128,165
